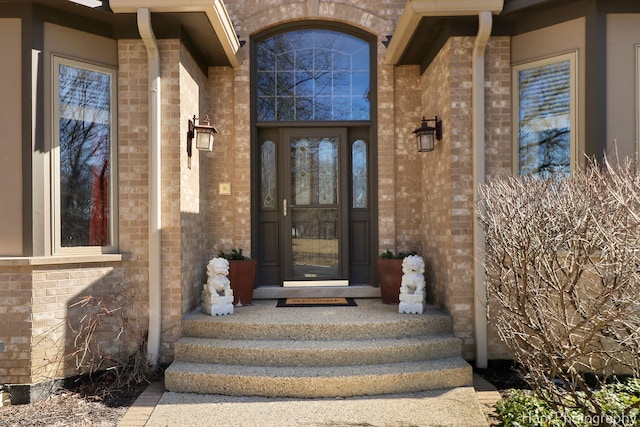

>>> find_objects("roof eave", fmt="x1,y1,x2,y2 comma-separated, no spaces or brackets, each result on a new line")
385,0,504,65
109,0,243,67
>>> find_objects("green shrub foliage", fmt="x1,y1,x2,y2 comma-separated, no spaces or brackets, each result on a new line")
497,378,640,426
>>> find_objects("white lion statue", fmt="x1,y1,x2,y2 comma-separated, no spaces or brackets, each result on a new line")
206,257,232,296
202,257,234,316
399,255,426,314
400,255,425,295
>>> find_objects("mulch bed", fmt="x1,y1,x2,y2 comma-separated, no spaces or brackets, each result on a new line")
475,359,530,393
0,373,148,427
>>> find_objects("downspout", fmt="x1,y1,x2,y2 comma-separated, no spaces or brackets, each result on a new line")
472,11,492,369
384,0,502,369
137,8,162,367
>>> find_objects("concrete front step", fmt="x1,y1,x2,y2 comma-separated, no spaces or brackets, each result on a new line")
174,334,462,366
181,303,453,340
165,357,473,398
167,299,472,398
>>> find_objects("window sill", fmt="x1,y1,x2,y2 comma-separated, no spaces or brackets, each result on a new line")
0,253,123,266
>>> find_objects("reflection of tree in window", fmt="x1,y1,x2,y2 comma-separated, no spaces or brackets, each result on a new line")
58,64,111,247
518,60,570,177
352,140,367,209
256,29,370,121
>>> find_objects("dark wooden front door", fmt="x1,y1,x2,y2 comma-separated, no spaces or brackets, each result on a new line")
282,128,349,285
257,128,349,286
256,126,375,287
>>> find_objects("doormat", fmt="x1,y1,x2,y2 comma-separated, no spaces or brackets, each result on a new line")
276,297,357,307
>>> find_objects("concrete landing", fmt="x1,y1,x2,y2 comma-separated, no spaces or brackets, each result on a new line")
141,387,488,427
118,377,497,427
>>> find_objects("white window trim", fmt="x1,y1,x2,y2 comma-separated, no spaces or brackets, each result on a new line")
512,51,578,175
51,55,118,255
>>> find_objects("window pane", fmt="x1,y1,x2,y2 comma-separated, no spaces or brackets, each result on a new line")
257,71,275,97
58,63,112,247
261,140,277,210
257,97,275,121
256,29,370,121
352,140,367,208
517,60,571,177
290,137,337,206
291,139,311,205
318,140,337,205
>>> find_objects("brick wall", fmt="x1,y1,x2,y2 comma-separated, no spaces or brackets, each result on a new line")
413,36,513,360
393,65,423,254
117,38,152,362
31,263,126,384
207,66,237,256
447,37,476,359
0,267,32,385
0,262,130,391
116,36,215,364
222,0,403,256
484,37,515,360
118,38,211,362
485,37,512,182
179,45,211,316
118,38,219,361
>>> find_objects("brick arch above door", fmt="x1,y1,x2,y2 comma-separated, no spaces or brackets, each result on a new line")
235,1,395,42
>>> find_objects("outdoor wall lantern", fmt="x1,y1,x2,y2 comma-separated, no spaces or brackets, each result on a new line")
186,115,218,168
413,116,443,152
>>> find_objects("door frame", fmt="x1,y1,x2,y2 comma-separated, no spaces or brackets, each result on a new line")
252,123,378,289
249,22,379,293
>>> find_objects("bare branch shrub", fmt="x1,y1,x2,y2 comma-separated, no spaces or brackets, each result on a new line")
478,157,640,425
67,282,151,397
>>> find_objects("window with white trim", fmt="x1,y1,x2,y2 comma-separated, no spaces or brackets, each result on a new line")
52,56,117,252
513,52,577,177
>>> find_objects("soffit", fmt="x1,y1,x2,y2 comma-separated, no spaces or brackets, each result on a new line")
393,0,640,69
0,0,239,67
112,11,232,67
108,0,242,68
395,16,478,68
386,0,504,67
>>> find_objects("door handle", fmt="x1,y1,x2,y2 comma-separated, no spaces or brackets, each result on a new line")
283,199,295,217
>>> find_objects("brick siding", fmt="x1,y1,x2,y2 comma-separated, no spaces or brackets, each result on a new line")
410,36,513,360
0,2,520,392
0,262,129,386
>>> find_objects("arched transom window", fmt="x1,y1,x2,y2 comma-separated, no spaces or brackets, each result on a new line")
256,28,370,121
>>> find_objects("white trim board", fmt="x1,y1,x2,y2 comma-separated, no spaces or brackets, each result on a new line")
283,280,349,287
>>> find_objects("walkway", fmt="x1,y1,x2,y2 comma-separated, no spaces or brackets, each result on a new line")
117,374,501,426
